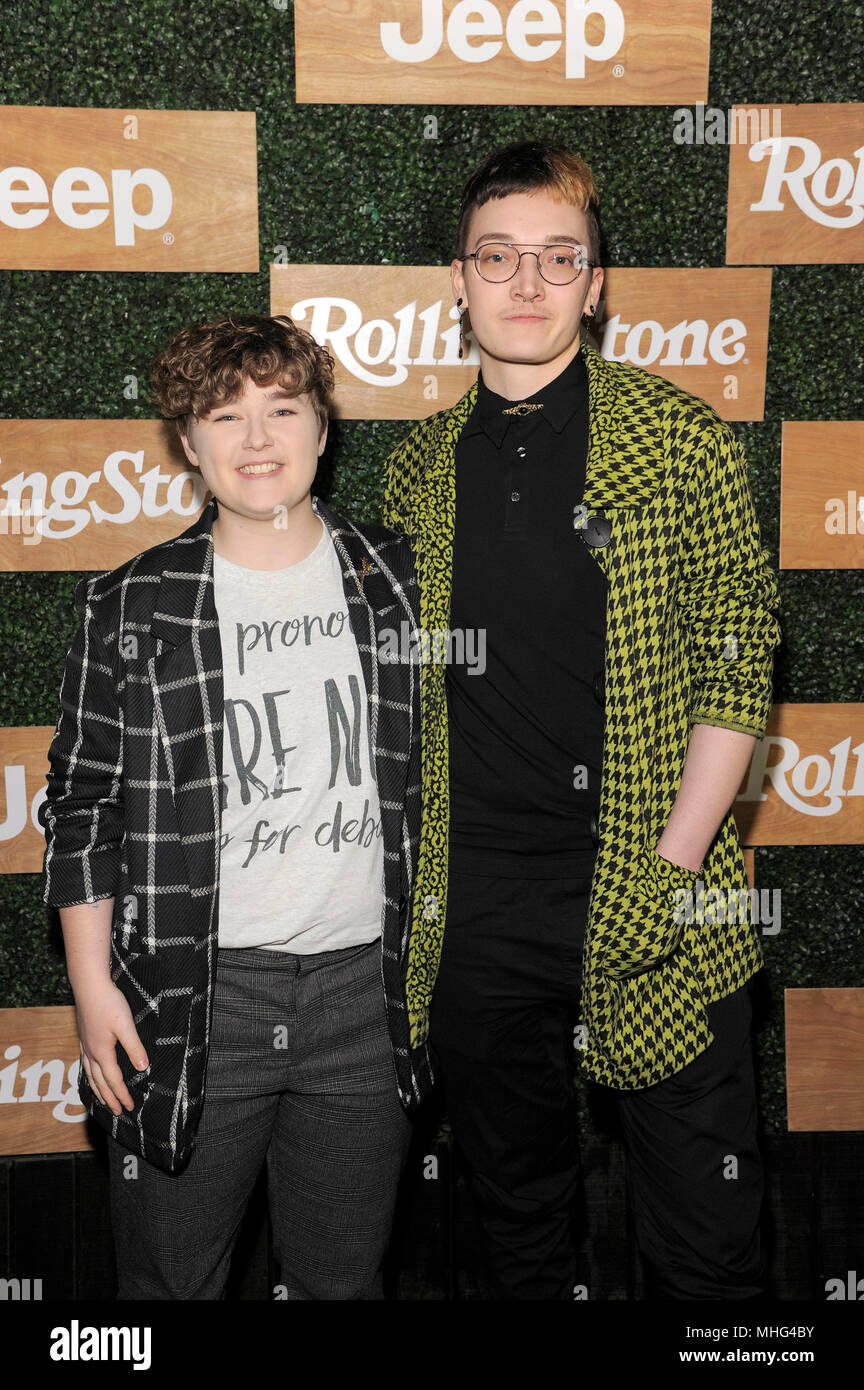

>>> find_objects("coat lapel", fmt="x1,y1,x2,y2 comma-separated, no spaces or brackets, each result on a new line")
578,339,669,580
148,498,223,890
412,385,478,720
581,339,667,511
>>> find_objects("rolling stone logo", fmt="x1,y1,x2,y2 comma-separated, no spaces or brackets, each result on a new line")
0,421,206,572
270,264,771,420
732,706,864,847
294,0,712,105
0,106,258,270
727,103,864,264
0,1008,90,1155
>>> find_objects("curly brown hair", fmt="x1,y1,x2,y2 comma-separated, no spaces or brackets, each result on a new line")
151,313,335,439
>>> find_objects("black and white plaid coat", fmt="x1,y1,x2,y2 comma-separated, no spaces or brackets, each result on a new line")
39,496,433,1174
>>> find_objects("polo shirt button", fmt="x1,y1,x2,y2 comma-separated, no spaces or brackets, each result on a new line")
510,491,520,502
590,815,599,847
516,446,527,458
593,670,605,705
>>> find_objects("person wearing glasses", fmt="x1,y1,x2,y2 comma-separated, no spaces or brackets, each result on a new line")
383,141,781,1300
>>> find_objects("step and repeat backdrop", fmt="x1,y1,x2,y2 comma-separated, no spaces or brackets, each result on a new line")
0,1,861,1160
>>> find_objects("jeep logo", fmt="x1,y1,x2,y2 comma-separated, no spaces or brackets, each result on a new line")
294,1,711,107
0,165,173,246
379,0,625,79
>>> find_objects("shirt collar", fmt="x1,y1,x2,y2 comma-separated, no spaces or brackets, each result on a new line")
463,347,589,448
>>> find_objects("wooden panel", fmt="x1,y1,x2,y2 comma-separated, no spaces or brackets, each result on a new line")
780,421,864,570
0,728,54,875
593,268,770,421
786,989,864,1131
295,0,712,106
0,107,258,271
272,264,473,420
727,104,864,265
0,419,207,572
0,1158,9,1273
272,264,771,421
0,1007,93,1155
733,704,864,846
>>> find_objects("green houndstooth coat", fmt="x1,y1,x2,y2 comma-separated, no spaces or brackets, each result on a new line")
382,337,781,1090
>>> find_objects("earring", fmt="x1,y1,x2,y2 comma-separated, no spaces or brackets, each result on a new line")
456,297,466,358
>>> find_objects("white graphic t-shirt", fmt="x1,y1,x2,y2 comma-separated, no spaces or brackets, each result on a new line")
213,522,383,952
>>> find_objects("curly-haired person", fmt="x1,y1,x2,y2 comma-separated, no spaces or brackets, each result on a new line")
40,314,432,1300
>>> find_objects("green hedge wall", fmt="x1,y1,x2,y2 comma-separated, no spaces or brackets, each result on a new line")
0,0,861,1132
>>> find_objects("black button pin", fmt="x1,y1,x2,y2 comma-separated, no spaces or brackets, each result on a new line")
583,514,612,548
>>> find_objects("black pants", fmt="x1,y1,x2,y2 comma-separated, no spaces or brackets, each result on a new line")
430,869,765,1300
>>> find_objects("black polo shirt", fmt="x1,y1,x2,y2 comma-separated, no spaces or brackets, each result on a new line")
447,349,606,877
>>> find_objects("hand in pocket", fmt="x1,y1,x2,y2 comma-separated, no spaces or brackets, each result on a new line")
596,846,702,981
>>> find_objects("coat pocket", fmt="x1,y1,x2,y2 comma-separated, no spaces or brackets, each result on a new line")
595,846,702,980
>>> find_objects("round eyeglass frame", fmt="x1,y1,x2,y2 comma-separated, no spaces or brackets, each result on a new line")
462,242,598,285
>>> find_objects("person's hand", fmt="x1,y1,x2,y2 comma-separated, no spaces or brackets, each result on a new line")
74,980,149,1116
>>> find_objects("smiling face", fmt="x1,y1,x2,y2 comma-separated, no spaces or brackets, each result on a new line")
179,377,326,532
451,188,604,398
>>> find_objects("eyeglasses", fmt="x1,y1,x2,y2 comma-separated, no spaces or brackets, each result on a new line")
464,242,597,285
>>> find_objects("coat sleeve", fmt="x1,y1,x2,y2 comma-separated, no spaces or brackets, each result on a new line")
38,577,125,907
675,419,781,740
